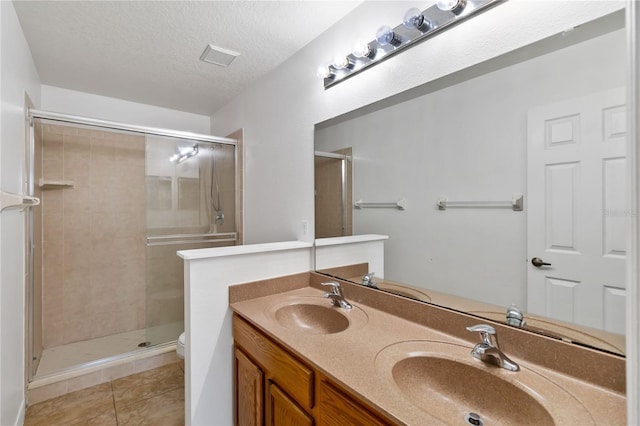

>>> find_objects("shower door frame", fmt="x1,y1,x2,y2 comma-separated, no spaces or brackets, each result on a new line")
314,150,352,237
25,109,238,382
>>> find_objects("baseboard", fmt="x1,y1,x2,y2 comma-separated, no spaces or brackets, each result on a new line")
14,398,25,426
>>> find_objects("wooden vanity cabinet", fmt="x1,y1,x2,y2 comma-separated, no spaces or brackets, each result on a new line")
316,378,389,426
233,314,394,426
234,314,314,425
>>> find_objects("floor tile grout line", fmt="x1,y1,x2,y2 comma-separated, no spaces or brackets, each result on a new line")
113,383,184,411
111,362,184,412
111,381,120,426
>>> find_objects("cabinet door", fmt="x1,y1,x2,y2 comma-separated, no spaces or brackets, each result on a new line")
267,382,314,426
318,379,390,426
234,316,314,410
235,348,263,426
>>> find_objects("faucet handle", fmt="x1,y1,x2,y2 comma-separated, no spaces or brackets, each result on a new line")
466,324,496,345
362,272,378,288
321,281,342,295
506,304,526,328
466,324,495,334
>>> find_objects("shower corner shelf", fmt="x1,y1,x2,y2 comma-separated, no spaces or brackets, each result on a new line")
0,190,40,211
38,179,75,190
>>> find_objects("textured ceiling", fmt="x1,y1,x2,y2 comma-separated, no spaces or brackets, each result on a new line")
13,1,363,115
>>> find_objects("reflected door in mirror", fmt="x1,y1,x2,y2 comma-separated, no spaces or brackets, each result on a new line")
527,88,627,334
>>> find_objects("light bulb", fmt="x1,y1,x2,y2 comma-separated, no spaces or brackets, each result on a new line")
403,8,430,31
317,65,334,79
170,145,198,163
436,0,466,14
353,43,375,59
375,25,400,46
332,55,353,70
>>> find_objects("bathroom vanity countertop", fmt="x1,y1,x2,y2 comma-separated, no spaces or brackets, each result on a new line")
230,279,626,425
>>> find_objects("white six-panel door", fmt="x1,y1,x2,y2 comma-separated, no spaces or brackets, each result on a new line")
527,88,627,334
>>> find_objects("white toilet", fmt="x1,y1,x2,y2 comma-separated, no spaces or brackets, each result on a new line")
177,332,185,359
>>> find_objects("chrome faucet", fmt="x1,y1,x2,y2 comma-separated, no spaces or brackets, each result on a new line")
506,304,526,328
466,324,519,371
361,272,378,289
321,281,352,310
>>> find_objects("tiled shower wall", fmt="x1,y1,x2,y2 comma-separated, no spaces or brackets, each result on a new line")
40,123,146,347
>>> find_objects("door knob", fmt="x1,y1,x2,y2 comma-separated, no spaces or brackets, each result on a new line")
531,257,551,267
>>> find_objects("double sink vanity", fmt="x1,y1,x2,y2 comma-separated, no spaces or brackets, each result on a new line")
229,272,625,425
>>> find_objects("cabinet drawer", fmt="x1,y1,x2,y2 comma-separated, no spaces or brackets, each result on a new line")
233,315,314,410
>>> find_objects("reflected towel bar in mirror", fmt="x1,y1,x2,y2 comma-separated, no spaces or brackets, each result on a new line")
437,194,523,211
355,198,407,210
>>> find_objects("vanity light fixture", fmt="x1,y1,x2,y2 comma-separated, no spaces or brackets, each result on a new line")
353,43,375,60
436,0,467,14
319,0,505,89
403,8,431,32
333,55,355,70
317,65,336,80
375,25,402,46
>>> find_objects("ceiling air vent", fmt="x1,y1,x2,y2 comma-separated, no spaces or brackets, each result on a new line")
199,44,240,68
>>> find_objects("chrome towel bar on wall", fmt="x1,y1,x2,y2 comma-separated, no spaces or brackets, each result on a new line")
437,194,523,211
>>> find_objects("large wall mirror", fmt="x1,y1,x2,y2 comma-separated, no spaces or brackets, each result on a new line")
314,10,627,356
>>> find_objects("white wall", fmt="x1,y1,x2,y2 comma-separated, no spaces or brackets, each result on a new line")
179,242,313,426
40,85,211,135
628,3,640,422
315,28,626,309
315,235,387,277
210,1,624,246
0,2,41,425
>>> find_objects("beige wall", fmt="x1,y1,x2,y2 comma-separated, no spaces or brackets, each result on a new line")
40,123,146,347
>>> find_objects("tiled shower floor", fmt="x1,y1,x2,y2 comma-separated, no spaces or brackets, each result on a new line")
35,329,147,377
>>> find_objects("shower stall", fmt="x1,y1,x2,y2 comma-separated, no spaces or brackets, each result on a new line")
26,111,239,380
314,148,352,238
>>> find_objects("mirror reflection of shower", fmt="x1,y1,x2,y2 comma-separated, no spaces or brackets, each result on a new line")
314,148,353,238
208,144,225,231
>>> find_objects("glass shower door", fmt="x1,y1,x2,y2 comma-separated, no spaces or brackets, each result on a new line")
144,136,236,346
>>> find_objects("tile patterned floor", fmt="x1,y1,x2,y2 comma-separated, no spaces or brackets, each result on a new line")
25,362,184,426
